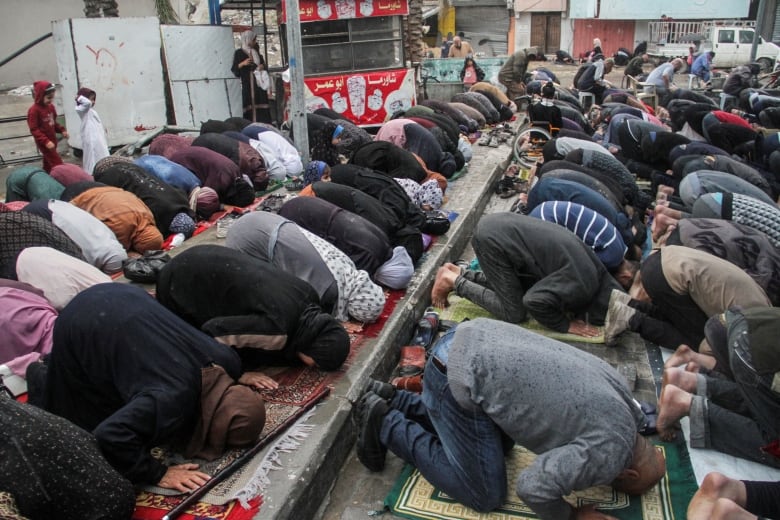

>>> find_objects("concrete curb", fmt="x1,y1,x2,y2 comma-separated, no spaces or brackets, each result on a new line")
256,141,514,519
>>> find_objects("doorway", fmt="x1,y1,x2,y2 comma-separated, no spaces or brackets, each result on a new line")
531,13,561,55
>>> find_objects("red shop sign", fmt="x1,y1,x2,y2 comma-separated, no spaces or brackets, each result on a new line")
303,69,415,125
281,0,409,23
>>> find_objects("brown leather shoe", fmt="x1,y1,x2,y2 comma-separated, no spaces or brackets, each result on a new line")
391,374,423,393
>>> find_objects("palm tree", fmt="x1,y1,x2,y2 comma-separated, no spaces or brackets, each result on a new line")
404,0,426,64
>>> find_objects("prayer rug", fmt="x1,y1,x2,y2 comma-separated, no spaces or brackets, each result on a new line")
135,289,404,513
132,494,260,520
385,441,697,520
436,294,606,344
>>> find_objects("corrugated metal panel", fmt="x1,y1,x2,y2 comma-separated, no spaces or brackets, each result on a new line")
517,0,566,12
455,5,510,57
572,19,635,58
53,17,167,149
570,0,598,19
774,3,780,42
597,0,749,19
161,25,243,126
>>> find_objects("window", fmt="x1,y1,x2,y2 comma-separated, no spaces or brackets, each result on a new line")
718,30,735,44
291,16,404,75
739,30,755,44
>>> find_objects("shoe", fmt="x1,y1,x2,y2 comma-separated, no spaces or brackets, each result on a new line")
367,378,395,401
604,300,637,347
478,134,493,146
638,401,658,436
356,393,389,472
398,345,426,377
609,289,632,308
411,308,440,350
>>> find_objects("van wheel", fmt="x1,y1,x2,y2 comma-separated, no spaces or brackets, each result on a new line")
758,57,773,74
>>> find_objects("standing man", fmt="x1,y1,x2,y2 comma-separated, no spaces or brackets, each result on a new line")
440,32,454,58
448,35,474,59
356,319,667,518
498,48,540,101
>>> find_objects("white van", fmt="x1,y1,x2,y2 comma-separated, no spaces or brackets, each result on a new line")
706,26,780,71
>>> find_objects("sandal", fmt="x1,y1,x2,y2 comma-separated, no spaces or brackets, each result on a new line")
398,345,426,377
411,308,440,350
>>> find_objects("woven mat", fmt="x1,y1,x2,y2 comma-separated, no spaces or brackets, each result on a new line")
134,289,404,516
386,441,697,520
436,294,605,344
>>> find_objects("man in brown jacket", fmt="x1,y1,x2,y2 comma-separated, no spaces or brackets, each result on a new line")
605,246,771,350
447,36,473,59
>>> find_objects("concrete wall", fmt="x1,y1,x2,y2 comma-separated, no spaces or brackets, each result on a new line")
1,0,161,90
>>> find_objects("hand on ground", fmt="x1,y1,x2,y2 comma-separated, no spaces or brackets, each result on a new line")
158,464,210,493
342,321,364,334
568,320,601,338
239,371,279,390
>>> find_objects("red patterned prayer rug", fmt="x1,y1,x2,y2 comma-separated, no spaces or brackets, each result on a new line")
132,493,260,520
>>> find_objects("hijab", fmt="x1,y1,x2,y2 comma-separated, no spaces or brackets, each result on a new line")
0,286,57,376
16,247,111,311
240,30,263,67
374,246,414,289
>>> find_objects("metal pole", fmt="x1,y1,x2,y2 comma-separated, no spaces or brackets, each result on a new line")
284,0,311,165
751,0,768,63
0,33,52,69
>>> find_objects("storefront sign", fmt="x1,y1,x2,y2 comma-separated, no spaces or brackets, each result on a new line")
303,68,415,125
281,0,409,23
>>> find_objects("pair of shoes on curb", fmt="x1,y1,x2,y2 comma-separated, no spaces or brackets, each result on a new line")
604,289,635,347
478,133,493,146
356,390,390,472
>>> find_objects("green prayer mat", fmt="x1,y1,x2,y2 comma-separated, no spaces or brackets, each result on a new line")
385,441,697,520
436,294,606,344
447,166,468,182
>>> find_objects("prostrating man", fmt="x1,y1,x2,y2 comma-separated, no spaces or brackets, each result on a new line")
156,244,350,374
657,308,780,470
431,213,625,337
27,283,266,491
604,246,771,349
356,319,666,518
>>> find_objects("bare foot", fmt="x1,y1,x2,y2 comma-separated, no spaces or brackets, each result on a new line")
657,223,676,246
664,344,696,369
685,361,701,374
657,384,693,441
652,213,679,241
431,266,458,308
662,367,698,393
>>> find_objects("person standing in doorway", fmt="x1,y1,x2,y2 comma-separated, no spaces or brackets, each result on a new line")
232,30,272,124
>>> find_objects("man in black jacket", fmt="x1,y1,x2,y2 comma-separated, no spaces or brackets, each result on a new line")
432,213,626,337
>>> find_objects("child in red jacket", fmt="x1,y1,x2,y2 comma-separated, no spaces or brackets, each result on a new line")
27,81,68,172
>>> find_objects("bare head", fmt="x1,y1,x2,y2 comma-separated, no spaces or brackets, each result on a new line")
671,58,685,71
612,434,667,495
453,36,462,48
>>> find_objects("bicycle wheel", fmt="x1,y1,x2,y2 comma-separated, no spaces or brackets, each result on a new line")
513,126,552,168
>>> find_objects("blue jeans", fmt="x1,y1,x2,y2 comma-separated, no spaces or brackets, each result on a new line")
379,328,508,512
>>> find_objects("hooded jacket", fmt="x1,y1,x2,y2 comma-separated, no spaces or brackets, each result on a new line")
27,81,65,150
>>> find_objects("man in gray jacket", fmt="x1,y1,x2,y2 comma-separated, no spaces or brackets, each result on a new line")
356,319,666,519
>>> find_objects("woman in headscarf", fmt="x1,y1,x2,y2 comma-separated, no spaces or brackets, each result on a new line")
0,212,84,280
226,212,386,325
0,396,135,520
148,133,194,159
394,178,444,212
350,141,428,183
22,199,127,273
305,181,424,263
231,30,272,124
329,164,427,231
278,196,414,289
49,163,92,187
5,165,64,202
170,146,256,207
192,133,269,191
68,185,163,253
303,160,331,187
0,286,56,378
134,155,221,219
28,283,266,490
306,114,342,167
157,244,350,371
94,161,197,237
15,247,111,311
